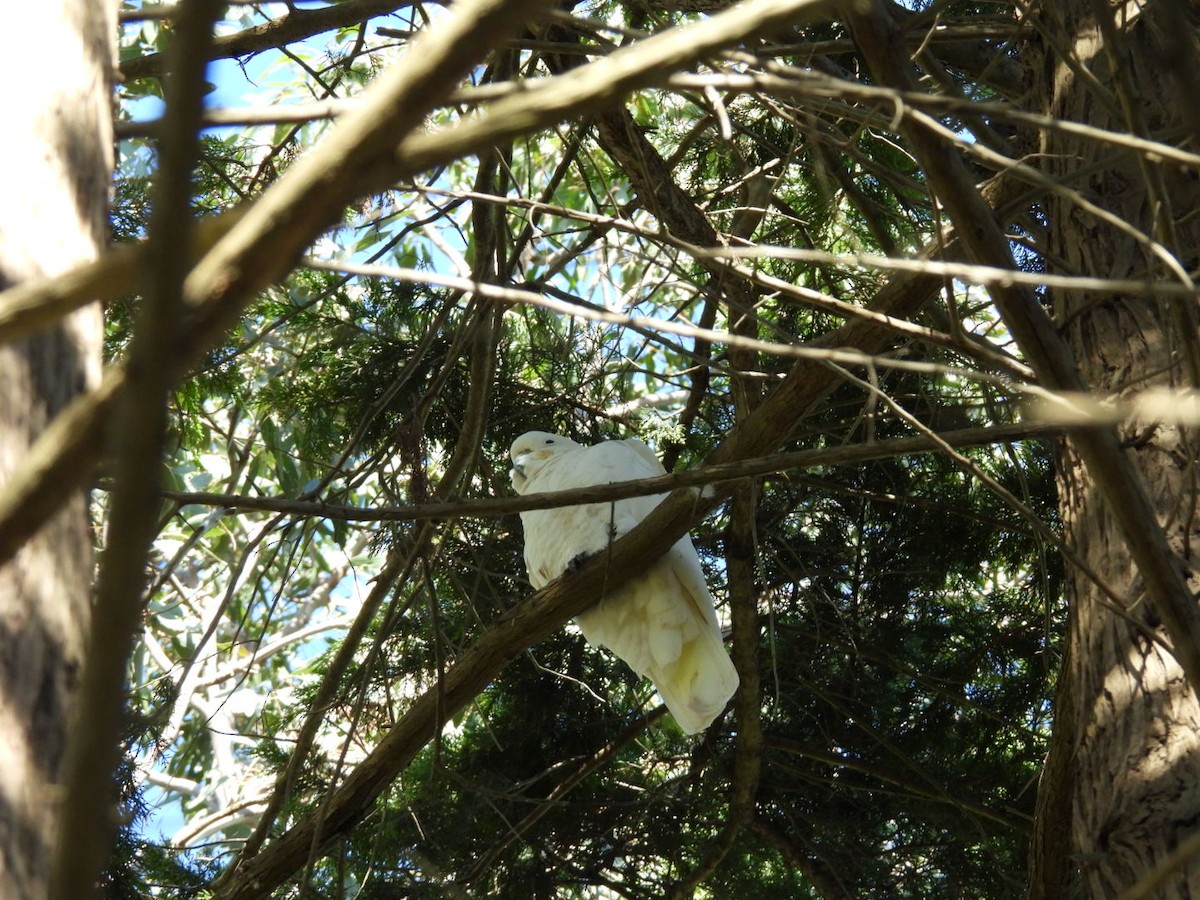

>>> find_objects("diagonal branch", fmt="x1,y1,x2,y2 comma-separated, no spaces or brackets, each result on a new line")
215,484,714,899
0,0,845,568
846,0,1200,693
0,0,556,566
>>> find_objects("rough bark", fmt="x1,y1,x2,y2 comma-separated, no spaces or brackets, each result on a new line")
1032,2,1200,896
0,1,113,896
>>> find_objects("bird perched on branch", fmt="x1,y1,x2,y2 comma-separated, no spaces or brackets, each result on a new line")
509,430,739,734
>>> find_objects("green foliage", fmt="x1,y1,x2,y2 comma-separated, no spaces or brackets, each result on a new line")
109,2,1068,897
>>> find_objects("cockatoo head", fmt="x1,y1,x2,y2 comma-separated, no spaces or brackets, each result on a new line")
510,431,577,494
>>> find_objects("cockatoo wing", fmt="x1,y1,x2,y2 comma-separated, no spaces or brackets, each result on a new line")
574,536,737,734
511,432,739,733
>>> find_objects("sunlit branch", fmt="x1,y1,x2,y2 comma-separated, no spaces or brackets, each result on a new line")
302,258,1033,382
698,245,1200,301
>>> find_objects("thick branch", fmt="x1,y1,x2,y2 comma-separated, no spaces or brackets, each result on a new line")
53,1,222,894
215,486,712,899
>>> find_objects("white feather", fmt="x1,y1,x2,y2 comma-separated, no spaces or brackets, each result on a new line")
510,431,739,733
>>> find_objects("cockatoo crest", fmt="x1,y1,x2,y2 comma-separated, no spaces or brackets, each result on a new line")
510,430,739,734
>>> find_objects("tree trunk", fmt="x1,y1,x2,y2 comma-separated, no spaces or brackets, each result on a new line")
0,2,113,896
1031,2,1200,896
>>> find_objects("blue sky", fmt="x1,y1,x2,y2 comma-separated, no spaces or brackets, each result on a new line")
208,54,273,108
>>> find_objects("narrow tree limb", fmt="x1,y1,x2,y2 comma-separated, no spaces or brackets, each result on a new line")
218,536,423,877
232,306,513,883
461,707,668,887
669,265,766,897
309,258,1017,377
766,737,1031,831
156,421,1054,522
120,0,418,81
361,0,845,190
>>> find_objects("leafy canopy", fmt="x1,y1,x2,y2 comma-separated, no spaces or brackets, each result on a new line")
109,1,1062,896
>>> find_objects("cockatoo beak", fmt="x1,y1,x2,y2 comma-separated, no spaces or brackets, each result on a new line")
510,453,530,491
510,441,558,493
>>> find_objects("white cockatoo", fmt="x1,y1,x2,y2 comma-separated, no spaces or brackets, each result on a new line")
509,431,739,734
